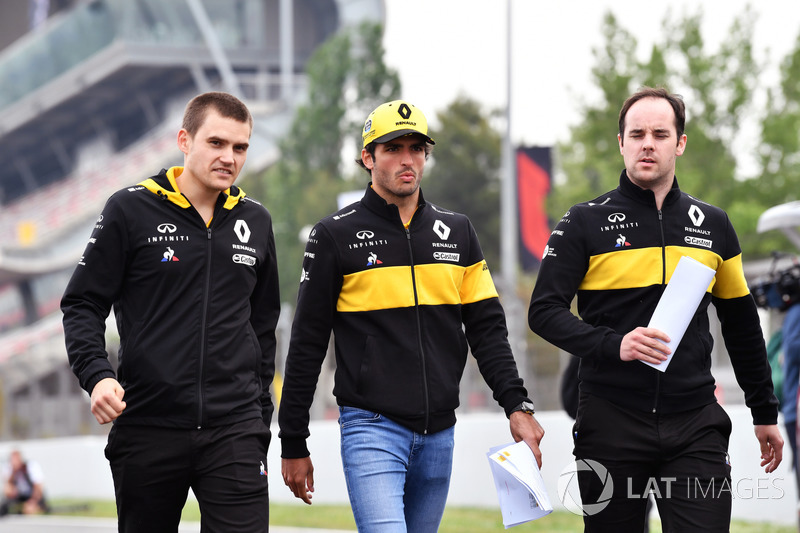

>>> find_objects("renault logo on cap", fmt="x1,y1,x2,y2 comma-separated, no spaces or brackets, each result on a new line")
398,103,411,119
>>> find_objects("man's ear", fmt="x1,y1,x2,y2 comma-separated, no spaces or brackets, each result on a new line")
361,148,374,170
177,129,191,155
675,134,687,157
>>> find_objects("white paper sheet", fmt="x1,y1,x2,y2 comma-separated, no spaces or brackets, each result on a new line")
487,441,553,528
642,255,717,372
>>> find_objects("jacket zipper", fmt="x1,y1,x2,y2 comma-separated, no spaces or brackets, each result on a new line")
405,225,430,433
197,226,213,428
653,209,666,414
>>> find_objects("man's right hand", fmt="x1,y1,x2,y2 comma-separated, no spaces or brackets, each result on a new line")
90,378,126,424
620,326,670,365
282,457,315,505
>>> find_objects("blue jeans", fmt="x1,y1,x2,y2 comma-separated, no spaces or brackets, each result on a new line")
338,406,454,533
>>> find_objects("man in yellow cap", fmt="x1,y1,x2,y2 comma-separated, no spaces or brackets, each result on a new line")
278,100,544,532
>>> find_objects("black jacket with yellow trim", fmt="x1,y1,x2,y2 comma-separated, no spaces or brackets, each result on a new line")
529,171,778,424
279,184,530,458
62,167,281,429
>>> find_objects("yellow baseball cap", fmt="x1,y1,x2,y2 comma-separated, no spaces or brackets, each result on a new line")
361,100,435,148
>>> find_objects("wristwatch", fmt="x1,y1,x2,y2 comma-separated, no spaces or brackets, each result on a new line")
508,400,536,417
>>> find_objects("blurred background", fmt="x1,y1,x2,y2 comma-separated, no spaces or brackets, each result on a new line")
0,0,797,452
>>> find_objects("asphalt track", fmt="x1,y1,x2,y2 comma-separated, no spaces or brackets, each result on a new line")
0,516,353,532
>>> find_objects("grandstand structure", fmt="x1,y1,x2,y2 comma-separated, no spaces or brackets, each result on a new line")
0,0,384,439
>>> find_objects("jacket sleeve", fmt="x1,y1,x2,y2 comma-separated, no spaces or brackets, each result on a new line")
278,223,341,458
711,218,779,425
250,209,281,427
460,220,531,414
60,197,128,395
528,206,624,361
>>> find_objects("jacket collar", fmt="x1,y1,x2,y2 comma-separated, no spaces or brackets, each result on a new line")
360,182,427,222
618,169,681,208
138,167,245,210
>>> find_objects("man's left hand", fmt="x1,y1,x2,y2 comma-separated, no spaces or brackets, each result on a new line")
754,424,784,473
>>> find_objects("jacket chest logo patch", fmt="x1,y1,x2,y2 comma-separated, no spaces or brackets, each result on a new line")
599,211,639,232
366,252,383,266
147,221,190,243
233,254,257,266
234,220,251,243
348,229,389,249
161,247,180,262
614,233,631,248
688,205,705,226
433,220,451,240
433,252,460,262
684,236,713,248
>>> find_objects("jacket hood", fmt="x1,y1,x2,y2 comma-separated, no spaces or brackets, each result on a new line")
138,166,246,210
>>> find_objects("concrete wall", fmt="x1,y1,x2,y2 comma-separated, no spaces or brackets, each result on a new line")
0,406,794,526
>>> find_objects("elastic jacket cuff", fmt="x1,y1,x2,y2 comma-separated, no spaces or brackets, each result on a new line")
84,370,117,396
281,437,311,459
750,406,779,426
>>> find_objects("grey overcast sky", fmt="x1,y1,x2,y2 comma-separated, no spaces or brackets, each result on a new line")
382,0,800,151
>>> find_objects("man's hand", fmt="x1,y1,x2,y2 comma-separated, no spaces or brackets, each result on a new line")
620,327,670,364
755,425,784,473
282,457,315,505
510,412,545,468
90,378,126,424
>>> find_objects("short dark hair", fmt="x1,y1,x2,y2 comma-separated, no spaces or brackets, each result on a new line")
619,86,685,140
355,142,378,173
182,92,253,137
355,139,433,175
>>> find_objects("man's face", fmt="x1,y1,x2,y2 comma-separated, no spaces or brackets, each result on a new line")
363,134,427,203
618,97,686,191
9,451,22,470
178,109,251,193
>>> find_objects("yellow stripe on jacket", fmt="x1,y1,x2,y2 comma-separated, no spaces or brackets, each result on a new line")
337,260,499,312
578,246,745,298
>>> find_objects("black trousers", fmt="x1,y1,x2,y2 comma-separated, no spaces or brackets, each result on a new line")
105,418,271,533
573,392,732,533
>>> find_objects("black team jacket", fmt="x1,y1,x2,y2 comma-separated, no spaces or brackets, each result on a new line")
61,167,281,429
529,171,778,424
279,184,531,459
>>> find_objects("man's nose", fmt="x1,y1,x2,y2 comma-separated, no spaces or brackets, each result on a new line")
220,146,235,162
400,147,414,164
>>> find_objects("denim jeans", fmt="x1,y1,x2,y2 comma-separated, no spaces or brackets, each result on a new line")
338,406,455,533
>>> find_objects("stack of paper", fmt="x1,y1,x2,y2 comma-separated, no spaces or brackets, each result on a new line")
487,441,553,528
643,255,717,372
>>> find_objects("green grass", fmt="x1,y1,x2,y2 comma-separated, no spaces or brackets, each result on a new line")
48,499,795,532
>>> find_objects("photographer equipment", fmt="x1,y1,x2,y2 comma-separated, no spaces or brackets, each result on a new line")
751,252,800,311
